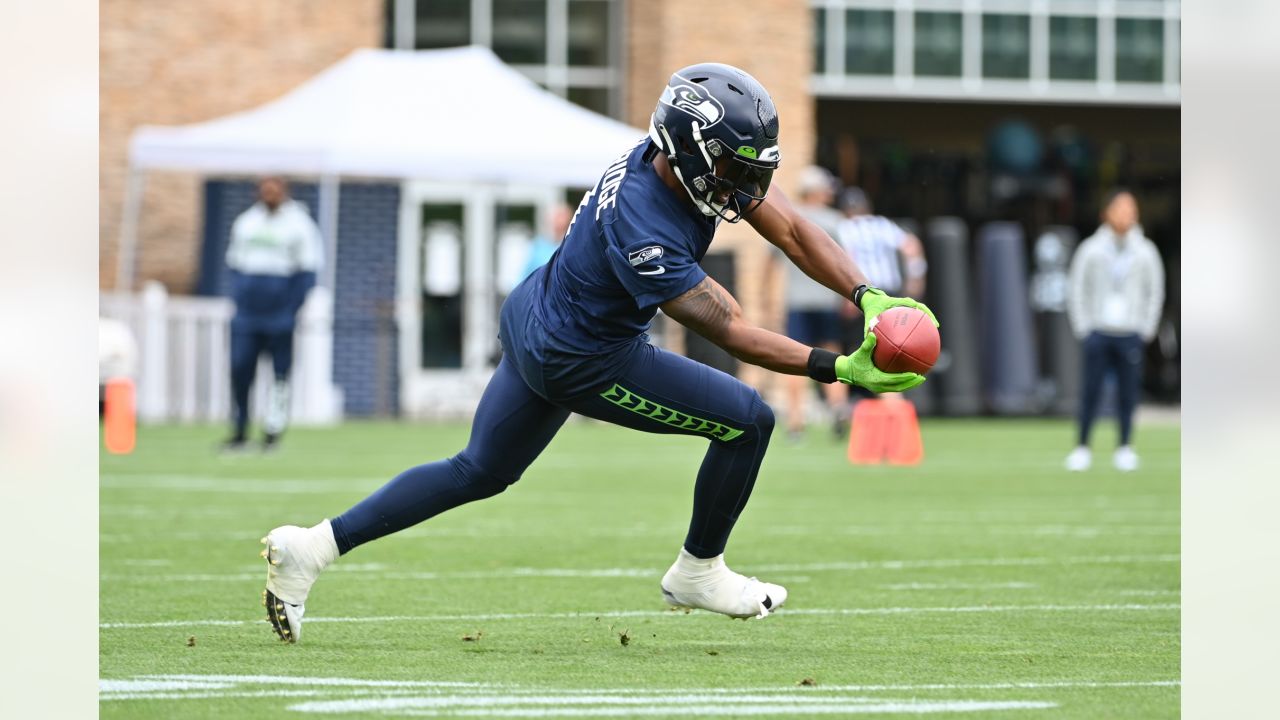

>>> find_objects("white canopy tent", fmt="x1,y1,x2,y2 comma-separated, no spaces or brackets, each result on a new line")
117,46,645,419
118,45,645,290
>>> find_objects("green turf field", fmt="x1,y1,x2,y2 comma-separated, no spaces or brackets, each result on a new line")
100,417,1179,718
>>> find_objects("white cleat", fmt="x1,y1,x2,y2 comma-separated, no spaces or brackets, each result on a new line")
660,548,787,620
1113,446,1140,472
261,520,338,643
1065,446,1092,472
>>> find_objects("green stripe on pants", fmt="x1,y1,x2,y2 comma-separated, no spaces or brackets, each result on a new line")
599,384,745,442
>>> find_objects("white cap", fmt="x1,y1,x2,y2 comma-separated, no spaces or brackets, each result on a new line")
796,165,836,198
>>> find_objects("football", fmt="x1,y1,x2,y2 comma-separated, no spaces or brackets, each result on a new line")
870,306,941,375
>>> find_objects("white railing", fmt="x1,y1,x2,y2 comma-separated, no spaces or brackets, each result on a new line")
99,282,343,426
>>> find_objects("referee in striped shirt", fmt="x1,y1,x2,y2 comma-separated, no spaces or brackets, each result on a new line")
835,188,928,392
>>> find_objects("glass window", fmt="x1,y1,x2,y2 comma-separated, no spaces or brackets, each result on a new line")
982,14,1030,79
568,0,611,67
494,203,537,297
419,203,465,369
384,0,395,48
813,7,826,74
845,10,894,75
493,0,547,65
415,0,471,49
567,86,611,116
914,12,962,77
1115,17,1164,83
1049,16,1098,81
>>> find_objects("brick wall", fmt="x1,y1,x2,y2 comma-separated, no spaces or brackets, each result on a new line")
100,0,382,291
624,0,816,389
202,180,401,417
332,183,401,417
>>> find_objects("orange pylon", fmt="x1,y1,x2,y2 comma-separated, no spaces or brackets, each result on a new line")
104,377,136,454
846,398,923,465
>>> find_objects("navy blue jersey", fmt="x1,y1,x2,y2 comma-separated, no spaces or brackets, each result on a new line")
500,140,717,400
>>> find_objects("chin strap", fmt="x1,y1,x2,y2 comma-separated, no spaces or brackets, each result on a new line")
651,117,724,219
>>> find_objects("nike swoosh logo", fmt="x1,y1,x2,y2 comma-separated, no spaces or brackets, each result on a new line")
637,266,666,276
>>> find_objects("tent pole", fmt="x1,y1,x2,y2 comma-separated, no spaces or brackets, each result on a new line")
114,167,146,292
393,0,415,50
318,174,340,290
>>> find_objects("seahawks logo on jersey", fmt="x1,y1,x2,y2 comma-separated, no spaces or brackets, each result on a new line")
628,245,665,275
660,82,723,128
628,246,663,267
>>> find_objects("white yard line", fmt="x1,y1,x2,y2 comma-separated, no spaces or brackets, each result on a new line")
750,554,1180,572
99,672,1181,716
100,474,383,494
877,582,1038,590
101,530,275,543
289,696,1058,716
99,553,1180,585
106,674,1182,694
808,680,1181,691
99,603,1179,630
765,524,1178,537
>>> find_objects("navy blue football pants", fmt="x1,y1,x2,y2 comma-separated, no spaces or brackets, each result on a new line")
330,344,775,558
1077,331,1144,447
229,326,294,439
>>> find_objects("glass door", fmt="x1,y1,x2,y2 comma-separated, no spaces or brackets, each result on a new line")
397,181,558,417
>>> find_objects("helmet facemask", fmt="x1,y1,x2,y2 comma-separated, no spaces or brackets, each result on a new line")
652,119,778,223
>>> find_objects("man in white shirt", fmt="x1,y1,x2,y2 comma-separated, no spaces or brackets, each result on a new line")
224,177,324,451
1064,189,1165,472
836,188,927,301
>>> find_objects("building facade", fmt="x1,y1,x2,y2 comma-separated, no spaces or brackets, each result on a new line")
100,0,384,291
101,0,1180,415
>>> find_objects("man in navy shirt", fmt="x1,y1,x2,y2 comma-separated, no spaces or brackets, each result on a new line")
259,64,937,643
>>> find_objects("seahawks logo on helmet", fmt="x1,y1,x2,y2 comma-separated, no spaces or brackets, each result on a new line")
660,83,724,128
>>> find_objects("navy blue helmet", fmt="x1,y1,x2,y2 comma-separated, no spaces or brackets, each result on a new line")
648,63,781,223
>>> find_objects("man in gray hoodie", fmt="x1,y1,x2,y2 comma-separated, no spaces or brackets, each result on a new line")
1065,189,1165,472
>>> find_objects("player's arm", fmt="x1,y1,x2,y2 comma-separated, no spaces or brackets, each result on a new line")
660,277,923,391
662,276,808,375
748,188,939,329
747,187,867,300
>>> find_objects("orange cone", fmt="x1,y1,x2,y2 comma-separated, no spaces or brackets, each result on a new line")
104,377,136,455
847,399,890,464
846,398,924,465
883,398,923,465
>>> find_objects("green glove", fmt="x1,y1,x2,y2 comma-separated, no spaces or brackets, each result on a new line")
857,286,940,334
833,332,926,393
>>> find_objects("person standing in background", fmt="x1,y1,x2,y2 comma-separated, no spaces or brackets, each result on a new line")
224,177,324,452
835,188,928,399
520,204,573,281
835,187,927,302
1065,189,1164,472
768,166,847,440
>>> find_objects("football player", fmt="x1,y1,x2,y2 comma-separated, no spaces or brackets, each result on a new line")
260,63,937,642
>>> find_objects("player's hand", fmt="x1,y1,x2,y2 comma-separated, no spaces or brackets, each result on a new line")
858,287,940,332
834,332,926,393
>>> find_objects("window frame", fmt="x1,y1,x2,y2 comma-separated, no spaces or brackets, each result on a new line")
809,0,1180,106
389,0,622,117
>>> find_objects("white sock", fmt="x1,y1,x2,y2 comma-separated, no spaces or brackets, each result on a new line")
675,548,724,575
310,519,339,570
